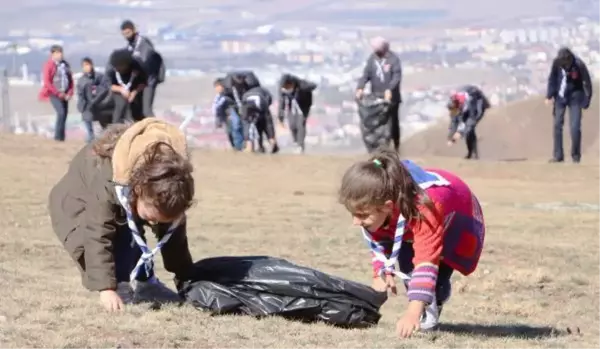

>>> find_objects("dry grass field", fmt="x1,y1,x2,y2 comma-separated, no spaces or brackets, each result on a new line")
0,134,598,348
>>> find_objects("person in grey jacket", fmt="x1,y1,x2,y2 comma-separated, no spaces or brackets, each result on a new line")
121,20,165,117
355,37,403,152
76,57,112,142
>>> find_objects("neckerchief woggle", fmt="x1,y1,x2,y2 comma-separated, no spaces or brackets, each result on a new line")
115,71,137,92
114,185,181,283
361,160,450,280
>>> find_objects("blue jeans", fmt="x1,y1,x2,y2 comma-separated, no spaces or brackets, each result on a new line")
83,120,94,143
226,109,244,150
49,96,68,141
553,100,583,161
113,227,152,283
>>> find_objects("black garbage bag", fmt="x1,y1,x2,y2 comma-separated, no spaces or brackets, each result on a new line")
357,95,390,153
178,256,387,328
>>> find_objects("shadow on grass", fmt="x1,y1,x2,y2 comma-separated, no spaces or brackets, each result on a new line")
439,323,568,339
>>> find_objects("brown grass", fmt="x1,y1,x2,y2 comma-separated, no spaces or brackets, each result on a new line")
0,134,598,348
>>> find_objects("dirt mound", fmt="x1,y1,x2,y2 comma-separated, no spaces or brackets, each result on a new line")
403,88,599,161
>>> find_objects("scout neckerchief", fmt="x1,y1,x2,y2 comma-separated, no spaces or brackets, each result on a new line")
114,184,181,283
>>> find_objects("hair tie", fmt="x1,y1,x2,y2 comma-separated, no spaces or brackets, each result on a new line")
372,159,382,168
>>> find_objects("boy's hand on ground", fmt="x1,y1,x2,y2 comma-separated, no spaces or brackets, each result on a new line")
100,289,124,312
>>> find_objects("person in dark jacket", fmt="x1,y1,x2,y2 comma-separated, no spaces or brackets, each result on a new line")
76,57,112,142
38,45,74,142
355,37,403,152
212,77,244,150
240,86,279,153
446,85,491,160
278,73,317,154
106,49,148,124
48,118,195,312
545,47,593,163
121,20,164,117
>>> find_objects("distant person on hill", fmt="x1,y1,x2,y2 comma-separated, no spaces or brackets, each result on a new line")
48,118,196,312
212,77,243,150
39,45,74,142
338,149,485,337
545,47,593,163
277,73,317,154
76,57,113,142
240,85,280,153
120,20,165,117
213,71,263,151
106,49,148,124
355,37,403,152
446,85,490,160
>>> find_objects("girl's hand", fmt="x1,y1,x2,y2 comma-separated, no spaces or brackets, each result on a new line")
99,289,124,312
396,301,426,338
371,274,397,295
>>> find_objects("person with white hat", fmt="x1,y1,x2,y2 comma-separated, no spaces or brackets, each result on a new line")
356,37,403,152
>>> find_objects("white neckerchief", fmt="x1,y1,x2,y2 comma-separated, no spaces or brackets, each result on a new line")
114,185,181,282
128,35,143,56
559,68,567,99
115,71,136,91
374,58,386,82
56,61,68,91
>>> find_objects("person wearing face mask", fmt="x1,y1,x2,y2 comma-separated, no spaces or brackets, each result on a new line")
355,37,403,152
277,73,317,154
545,47,593,163
120,20,165,117
76,57,113,142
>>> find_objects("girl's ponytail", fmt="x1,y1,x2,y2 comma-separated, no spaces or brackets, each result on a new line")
368,149,422,221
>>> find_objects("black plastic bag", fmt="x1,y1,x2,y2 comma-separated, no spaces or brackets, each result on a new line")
178,256,387,328
357,95,390,153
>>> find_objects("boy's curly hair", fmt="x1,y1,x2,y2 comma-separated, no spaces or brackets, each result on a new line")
92,124,195,220
129,142,195,219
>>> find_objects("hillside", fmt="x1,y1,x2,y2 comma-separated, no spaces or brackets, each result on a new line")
0,133,598,347
402,89,600,161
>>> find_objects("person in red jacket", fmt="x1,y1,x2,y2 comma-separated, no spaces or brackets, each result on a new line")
338,148,485,338
39,45,74,141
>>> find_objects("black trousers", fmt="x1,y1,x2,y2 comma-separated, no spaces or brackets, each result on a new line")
465,128,478,158
387,103,400,151
142,84,157,117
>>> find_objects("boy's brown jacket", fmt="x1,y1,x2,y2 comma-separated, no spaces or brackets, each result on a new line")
48,118,194,292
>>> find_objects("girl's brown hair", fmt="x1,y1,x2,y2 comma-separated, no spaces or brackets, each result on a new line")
92,124,195,220
338,148,430,221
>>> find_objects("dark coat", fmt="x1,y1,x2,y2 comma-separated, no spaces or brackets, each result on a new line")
546,56,593,108
277,74,317,121
48,143,193,292
76,71,113,121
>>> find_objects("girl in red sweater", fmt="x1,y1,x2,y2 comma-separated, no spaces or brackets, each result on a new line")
338,149,485,337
